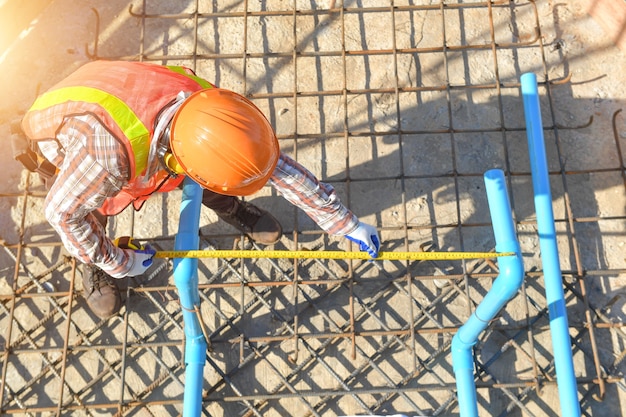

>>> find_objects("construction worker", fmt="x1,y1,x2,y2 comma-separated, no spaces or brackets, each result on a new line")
18,60,380,318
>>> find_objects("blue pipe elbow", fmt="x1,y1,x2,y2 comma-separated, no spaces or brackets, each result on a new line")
452,169,524,417
175,178,207,417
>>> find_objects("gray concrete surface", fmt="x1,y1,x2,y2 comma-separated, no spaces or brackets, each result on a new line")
0,1,625,416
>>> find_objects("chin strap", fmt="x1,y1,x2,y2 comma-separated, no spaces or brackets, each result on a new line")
156,124,184,177
149,91,191,179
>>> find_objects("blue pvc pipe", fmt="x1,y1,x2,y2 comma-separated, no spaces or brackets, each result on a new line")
174,177,207,417
521,72,581,417
452,169,524,417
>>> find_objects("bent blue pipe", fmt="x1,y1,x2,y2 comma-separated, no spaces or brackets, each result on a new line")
174,177,207,417
521,73,581,417
452,169,524,417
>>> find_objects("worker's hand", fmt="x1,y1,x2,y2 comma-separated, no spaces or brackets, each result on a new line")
125,245,156,276
114,237,156,277
345,222,380,258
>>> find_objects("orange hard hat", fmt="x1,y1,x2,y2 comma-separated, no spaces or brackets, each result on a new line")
169,88,279,196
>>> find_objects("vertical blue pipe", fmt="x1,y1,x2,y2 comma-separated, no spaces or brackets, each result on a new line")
452,169,524,416
521,72,581,417
174,177,207,417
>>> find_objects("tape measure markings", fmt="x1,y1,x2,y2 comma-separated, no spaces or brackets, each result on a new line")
154,249,515,261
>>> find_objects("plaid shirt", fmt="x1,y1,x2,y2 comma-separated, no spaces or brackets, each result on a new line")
39,114,358,277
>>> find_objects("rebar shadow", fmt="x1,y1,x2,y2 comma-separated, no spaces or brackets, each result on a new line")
451,168,524,417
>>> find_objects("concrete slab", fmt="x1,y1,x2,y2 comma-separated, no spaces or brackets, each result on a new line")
0,1,625,416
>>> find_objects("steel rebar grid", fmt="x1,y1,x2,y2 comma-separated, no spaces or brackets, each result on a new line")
1,1,625,416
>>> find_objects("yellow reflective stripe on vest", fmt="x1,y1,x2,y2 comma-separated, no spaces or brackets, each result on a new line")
166,66,213,89
30,86,151,175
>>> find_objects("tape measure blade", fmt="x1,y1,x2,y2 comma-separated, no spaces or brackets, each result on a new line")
153,249,514,260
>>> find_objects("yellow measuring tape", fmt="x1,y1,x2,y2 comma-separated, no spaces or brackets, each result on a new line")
154,249,515,261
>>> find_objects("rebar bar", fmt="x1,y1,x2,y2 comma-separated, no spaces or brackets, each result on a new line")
1,1,624,416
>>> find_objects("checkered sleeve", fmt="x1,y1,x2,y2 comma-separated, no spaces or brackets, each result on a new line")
41,115,131,277
269,153,359,236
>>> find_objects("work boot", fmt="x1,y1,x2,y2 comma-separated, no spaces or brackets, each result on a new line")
82,264,121,318
215,199,282,245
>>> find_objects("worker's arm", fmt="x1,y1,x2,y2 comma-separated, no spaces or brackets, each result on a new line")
269,153,380,257
41,114,141,277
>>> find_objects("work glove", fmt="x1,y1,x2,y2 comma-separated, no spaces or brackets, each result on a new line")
345,221,380,258
114,237,156,277
125,246,156,276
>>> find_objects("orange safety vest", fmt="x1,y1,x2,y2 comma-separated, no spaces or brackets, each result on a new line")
22,61,213,215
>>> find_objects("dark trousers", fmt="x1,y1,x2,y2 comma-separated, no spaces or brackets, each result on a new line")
201,189,237,213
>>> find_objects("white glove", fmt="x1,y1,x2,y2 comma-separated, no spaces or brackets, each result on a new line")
345,222,380,258
124,245,156,277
